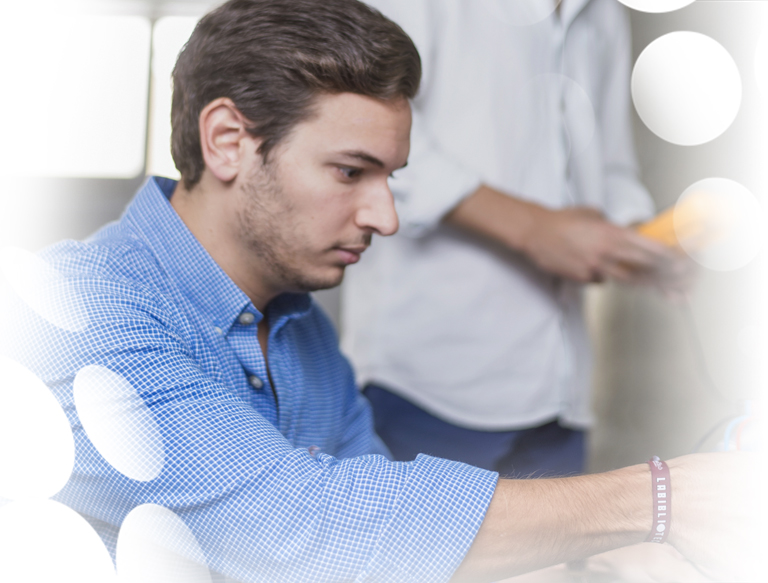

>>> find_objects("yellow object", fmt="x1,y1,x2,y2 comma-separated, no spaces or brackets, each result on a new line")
637,205,679,247
637,191,729,251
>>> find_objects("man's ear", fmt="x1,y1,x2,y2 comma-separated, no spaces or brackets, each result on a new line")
198,97,257,183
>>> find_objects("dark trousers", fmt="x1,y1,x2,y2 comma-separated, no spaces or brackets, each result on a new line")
364,384,586,478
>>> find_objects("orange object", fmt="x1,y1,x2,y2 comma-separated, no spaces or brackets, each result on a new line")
637,191,729,250
636,205,679,247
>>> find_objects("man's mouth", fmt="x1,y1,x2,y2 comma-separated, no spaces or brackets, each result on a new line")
334,245,368,265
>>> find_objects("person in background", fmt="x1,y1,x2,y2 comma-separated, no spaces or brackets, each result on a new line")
342,0,687,477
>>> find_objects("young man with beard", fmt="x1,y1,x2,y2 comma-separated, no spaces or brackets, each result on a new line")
1,1,756,581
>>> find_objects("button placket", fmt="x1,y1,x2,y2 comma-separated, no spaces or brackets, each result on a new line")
236,312,265,390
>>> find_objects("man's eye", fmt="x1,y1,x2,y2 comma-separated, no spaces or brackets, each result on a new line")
339,167,362,180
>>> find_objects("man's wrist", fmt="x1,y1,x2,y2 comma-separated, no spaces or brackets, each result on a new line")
595,464,655,540
509,197,548,256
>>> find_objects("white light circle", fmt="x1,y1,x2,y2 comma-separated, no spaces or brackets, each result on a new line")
0,499,116,583
117,504,212,583
617,0,696,14
480,0,561,27
756,35,768,99
0,247,90,333
74,365,165,482
525,73,596,158
0,356,75,500
674,178,765,271
632,32,742,146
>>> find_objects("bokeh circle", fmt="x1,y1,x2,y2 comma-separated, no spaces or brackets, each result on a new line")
0,247,90,333
0,356,75,500
74,365,166,482
673,178,765,272
617,0,695,14
0,499,116,582
117,504,212,583
632,32,742,146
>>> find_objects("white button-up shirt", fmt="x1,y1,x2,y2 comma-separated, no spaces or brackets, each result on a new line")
342,0,655,430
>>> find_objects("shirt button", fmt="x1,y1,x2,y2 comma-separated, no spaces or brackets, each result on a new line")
238,312,255,326
248,375,264,390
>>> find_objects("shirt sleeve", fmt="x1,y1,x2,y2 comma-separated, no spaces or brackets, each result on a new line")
597,2,656,226
366,0,483,236
5,254,497,583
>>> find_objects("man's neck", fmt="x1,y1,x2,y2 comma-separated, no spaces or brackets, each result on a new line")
169,178,278,313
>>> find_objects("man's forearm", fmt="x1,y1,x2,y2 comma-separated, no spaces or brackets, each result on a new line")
451,464,650,582
444,184,539,253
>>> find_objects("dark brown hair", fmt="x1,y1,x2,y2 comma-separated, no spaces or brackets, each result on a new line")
171,0,421,188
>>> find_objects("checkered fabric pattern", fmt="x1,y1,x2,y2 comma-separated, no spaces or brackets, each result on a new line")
2,177,498,582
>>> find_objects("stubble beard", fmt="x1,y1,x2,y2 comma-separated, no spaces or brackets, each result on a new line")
237,165,344,295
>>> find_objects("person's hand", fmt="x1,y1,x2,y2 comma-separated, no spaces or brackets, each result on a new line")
519,206,671,284
445,187,697,296
625,244,697,302
666,452,763,582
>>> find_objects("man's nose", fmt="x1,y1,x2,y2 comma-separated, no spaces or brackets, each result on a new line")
356,181,399,237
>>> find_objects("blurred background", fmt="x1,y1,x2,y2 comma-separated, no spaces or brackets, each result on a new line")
0,0,765,471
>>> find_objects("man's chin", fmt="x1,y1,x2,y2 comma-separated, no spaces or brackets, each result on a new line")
288,267,346,294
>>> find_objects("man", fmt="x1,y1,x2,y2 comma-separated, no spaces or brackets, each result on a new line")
342,0,685,476
0,1,755,582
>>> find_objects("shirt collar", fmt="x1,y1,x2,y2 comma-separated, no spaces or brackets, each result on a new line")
123,176,312,334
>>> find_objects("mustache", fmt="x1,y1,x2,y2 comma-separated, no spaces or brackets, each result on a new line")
335,233,372,248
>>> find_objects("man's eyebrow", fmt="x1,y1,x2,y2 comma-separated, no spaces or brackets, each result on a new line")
338,150,385,167
337,150,409,169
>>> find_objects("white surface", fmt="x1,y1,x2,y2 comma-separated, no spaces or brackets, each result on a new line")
74,365,166,482
0,11,150,178
0,499,116,583
0,357,75,500
0,247,91,333
632,32,742,146
147,16,202,179
117,504,212,583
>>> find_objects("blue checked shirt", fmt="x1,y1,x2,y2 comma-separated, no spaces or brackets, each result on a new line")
2,177,498,582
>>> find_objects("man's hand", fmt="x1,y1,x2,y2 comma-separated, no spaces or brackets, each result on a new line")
666,453,763,582
446,185,695,293
517,205,670,284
